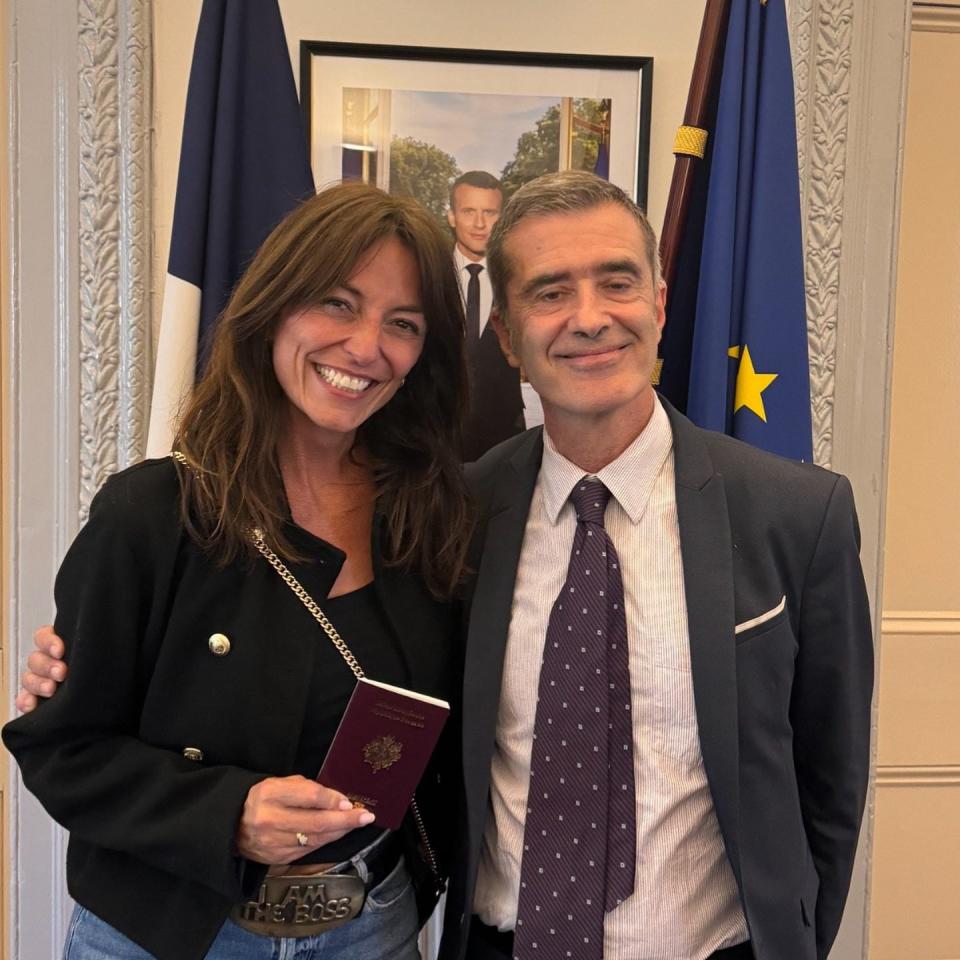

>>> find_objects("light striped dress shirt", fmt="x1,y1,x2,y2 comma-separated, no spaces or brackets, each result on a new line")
472,397,749,959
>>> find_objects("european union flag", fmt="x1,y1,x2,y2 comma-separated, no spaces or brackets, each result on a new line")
146,0,315,456
684,0,812,461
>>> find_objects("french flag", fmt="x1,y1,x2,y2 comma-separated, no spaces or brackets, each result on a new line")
147,0,315,456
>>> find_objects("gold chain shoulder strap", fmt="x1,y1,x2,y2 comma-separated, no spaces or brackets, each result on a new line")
170,449,195,473
247,528,366,681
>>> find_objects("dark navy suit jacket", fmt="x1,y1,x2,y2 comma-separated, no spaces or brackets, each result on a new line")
441,399,873,960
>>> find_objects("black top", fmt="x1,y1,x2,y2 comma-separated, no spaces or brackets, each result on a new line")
292,580,404,863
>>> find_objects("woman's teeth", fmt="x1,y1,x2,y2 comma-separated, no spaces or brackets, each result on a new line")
314,365,372,393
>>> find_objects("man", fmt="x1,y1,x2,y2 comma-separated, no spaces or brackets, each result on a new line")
447,171,526,459
440,172,873,960
19,173,873,960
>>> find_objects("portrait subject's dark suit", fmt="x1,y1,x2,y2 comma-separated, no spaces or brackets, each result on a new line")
462,322,525,462
441,398,873,960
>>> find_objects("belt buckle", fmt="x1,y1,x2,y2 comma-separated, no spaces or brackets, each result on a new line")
232,870,367,938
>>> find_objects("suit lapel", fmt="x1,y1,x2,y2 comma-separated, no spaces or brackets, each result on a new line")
462,431,543,845
665,402,743,890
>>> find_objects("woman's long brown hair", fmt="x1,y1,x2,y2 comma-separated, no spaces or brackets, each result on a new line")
174,182,471,598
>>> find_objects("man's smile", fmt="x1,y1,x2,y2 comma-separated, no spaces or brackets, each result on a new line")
555,343,631,367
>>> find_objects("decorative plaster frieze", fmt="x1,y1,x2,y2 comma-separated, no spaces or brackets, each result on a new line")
792,0,813,181
117,1,152,470
791,0,854,469
76,0,152,517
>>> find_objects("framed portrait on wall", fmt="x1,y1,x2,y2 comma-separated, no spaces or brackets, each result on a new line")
301,42,652,211
300,41,653,458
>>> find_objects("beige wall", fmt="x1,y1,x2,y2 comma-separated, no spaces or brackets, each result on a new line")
150,1,706,344
870,12,960,959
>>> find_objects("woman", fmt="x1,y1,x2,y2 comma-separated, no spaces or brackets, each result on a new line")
4,182,471,960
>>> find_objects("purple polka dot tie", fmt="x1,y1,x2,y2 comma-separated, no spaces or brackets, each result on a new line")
514,478,636,960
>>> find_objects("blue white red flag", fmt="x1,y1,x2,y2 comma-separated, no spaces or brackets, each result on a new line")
147,0,314,456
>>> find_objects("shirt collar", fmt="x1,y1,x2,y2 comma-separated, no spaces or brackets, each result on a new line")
453,246,486,273
540,395,673,525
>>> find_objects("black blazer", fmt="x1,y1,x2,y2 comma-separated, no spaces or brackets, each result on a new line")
440,400,873,960
3,459,458,960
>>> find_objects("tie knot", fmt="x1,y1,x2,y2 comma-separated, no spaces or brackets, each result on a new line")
570,477,610,526
466,263,484,278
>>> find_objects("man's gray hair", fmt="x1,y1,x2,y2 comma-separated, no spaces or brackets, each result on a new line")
486,171,660,311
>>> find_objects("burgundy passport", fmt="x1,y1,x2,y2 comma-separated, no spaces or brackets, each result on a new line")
317,678,450,829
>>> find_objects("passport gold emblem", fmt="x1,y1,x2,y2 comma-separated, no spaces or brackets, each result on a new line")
363,735,402,773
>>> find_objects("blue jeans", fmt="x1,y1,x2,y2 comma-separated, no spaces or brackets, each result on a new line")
63,858,420,960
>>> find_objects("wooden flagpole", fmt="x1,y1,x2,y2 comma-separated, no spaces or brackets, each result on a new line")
658,0,733,293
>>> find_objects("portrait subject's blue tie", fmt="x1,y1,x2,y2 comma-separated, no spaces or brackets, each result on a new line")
514,477,636,960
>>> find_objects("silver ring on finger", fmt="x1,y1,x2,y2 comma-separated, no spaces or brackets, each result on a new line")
295,831,309,847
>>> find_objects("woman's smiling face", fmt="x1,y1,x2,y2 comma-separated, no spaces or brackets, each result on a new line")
272,236,426,446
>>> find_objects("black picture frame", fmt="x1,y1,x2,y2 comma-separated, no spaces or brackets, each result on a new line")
300,40,653,211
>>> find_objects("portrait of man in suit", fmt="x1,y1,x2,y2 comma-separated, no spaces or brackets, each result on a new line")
441,171,874,960
447,171,527,460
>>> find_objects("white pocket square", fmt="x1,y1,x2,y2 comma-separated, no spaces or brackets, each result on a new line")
735,595,786,635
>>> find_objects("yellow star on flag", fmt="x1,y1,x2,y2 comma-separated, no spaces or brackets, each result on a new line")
728,344,778,422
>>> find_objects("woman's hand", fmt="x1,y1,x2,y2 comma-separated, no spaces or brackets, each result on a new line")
236,775,375,864
16,625,68,713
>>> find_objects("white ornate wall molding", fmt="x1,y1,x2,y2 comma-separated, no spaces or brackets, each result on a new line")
4,1,152,957
77,0,152,513
791,0,855,470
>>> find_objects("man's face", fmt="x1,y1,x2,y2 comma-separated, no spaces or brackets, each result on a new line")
492,203,665,435
447,184,503,261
